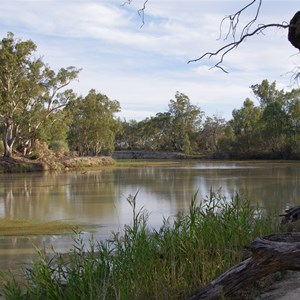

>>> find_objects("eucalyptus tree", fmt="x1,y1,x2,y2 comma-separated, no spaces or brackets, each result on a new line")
116,93,202,153
286,96,300,152
248,80,300,156
200,115,227,153
0,32,80,158
230,98,262,154
148,112,173,151
260,100,289,155
116,113,173,151
168,92,203,153
68,90,121,156
251,80,287,108
115,119,142,150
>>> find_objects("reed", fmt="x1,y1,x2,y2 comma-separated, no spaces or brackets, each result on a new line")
2,190,280,299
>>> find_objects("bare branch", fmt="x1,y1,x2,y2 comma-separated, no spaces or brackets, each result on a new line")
188,23,289,72
122,0,149,27
124,1,299,77
137,0,149,27
219,0,262,41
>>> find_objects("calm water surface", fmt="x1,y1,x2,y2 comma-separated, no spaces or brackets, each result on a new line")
1,160,300,271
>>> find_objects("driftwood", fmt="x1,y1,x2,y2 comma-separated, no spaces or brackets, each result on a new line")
189,232,300,300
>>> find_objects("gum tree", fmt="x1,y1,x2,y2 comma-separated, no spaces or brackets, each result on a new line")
230,98,262,153
168,92,203,153
68,90,121,156
0,32,80,158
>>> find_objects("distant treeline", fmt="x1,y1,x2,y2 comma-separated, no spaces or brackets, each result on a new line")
116,80,300,160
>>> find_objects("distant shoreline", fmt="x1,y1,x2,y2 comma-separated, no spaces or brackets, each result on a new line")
0,150,299,173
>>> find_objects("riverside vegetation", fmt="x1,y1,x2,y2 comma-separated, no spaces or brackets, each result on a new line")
2,32,300,166
2,191,280,299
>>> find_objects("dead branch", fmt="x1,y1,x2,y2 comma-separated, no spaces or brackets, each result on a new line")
188,23,289,72
124,1,300,77
219,0,262,41
189,0,263,72
122,0,149,27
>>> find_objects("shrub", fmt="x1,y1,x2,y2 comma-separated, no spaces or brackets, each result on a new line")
49,140,69,157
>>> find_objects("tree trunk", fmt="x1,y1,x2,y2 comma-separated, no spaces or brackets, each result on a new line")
189,232,300,300
2,118,16,159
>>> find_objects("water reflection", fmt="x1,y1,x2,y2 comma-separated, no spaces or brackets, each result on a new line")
1,160,300,271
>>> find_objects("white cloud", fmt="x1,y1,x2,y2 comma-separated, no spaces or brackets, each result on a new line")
0,0,299,122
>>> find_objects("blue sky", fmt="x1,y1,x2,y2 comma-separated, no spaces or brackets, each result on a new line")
0,0,299,121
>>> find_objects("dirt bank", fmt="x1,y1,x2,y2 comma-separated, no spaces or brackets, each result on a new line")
0,156,114,173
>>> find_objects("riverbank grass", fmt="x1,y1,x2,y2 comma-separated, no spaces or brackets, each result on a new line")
2,191,280,299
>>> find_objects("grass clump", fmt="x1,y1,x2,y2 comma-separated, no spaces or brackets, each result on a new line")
2,191,280,299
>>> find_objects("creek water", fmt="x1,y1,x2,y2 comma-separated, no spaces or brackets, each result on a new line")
1,160,300,272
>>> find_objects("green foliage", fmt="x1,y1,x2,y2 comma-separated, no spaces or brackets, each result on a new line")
48,140,69,156
230,98,262,153
116,91,203,153
200,115,227,152
2,31,300,160
251,79,286,108
183,133,191,155
0,32,80,158
3,192,279,299
116,81,300,159
168,91,203,152
0,140,4,155
68,90,121,156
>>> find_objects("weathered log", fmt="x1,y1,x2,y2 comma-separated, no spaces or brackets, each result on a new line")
189,232,300,300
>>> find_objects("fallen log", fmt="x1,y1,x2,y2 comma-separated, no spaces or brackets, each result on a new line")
189,232,300,300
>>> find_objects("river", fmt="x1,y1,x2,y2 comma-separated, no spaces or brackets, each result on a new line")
0,160,300,272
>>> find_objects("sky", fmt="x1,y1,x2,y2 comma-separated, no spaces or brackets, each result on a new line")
0,0,299,121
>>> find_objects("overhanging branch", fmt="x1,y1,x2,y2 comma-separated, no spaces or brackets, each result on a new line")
219,0,262,41
122,0,149,27
188,23,290,73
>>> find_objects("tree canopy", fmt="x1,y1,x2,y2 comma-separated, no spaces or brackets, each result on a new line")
68,90,121,156
0,32,80,158
117,80,300,159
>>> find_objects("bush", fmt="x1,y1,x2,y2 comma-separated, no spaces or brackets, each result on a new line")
49,140,69,157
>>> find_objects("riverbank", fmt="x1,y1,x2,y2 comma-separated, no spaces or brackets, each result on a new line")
0,156,114,173
0,150,209,173
112,150,208,159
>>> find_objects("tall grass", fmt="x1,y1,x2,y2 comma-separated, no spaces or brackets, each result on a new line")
2,191,280,299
